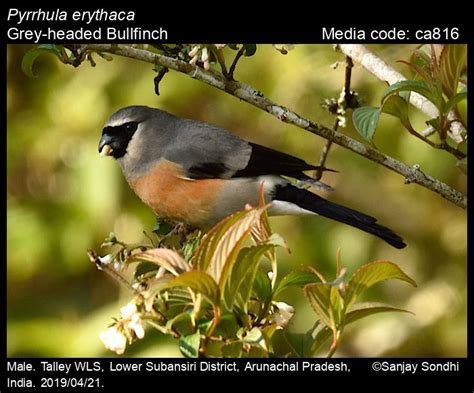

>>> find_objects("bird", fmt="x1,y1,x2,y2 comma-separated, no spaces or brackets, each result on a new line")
98,106,406,249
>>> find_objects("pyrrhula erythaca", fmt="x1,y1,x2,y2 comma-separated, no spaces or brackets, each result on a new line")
99,106,406,249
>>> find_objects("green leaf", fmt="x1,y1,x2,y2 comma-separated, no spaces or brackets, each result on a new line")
228,44,240,50
352,106,381,142
166,312,194,335
399,90,411,102
286,320,333,357
439,45,467,98
285,331,315,358
399,58,435,88
163,271,219,307
243,44,257,56
381,95,414,131
262,323,280,342
457,140,467,155
194,209,251,272
221,342,243,357
251,185,283,277
231,266,260,313
143,274,174,311
215,313,240,338
399,58,443,104
265,232,287,248
305,303,413,356
444,90,467,114
345,302,413,324
381,80,442,111
225,243,274,310
134,261,159,280
152,217,174,236
242,327,268,352
197,318,213,333
304,284,332,327
38,44,63,56
425,117,440,130
21,45,64,77
253,270,273,305
201,340,224,357
309,324,333,355
274,270,321,297
179,332,201,358
226,232,285,310
345,260,417,308
410,49,431,78
250,186,275,245
127,248,190,276
304,283,344,330
181,232,203,262
456,157,467,175
204,208,264,293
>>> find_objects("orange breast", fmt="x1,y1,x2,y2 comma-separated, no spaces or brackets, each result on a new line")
129,160,224,226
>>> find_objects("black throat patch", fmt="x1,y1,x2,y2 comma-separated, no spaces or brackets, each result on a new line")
99,122,139,159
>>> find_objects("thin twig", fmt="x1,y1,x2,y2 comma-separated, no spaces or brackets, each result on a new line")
211,47,228,77
326,329,341,358
317,56,354,180
316,134,335,180
76,44,467,209
228,46,246,80
405,127,465,159
343,56,354,99
87,250,139,294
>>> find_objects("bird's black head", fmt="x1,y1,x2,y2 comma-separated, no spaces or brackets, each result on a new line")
99,121,139,159
99,106,157,159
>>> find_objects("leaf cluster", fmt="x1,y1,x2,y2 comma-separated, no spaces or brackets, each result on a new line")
353,45,467,170
92,195,416,357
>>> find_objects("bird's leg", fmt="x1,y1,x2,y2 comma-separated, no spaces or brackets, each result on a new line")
155,220,197,248
175,223,198,247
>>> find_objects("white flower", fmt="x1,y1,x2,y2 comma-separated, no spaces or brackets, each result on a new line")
272,44,295,55
201,47,209,62
113,261,123,271
188,45,200,57
101,301,146,355
128,314,145,339
272,301,295,328
120,302,145,339
188,44,211,70
337,115,347,128
120,302,138,319
189,44,201,66
98,254,113,265
100,326,127,355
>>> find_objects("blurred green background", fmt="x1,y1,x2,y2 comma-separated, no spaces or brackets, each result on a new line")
7,44,467,357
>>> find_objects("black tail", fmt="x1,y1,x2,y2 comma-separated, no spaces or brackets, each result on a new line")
274,184,406,249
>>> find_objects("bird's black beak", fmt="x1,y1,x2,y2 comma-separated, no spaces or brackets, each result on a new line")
98,134,114,157
99,122,139,159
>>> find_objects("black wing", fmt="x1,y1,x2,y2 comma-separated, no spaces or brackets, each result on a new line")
187,162,232,179
233,143,333,178
188,142,333,180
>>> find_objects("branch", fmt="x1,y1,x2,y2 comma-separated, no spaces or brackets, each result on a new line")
76,44,466,209
338,44,466,144
228,46,246,80
316,56,354,180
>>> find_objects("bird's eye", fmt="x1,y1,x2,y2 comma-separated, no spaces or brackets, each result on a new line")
125,122,138,132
